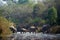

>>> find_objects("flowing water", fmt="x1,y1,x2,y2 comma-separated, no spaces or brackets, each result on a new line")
7,32,60,40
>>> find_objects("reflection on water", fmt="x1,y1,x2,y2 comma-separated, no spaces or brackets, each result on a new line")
1,32,60,40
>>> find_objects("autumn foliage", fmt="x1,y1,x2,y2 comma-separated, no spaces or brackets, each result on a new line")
0,16,12,40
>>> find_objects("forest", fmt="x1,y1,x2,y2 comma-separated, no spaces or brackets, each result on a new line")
0,0,60,40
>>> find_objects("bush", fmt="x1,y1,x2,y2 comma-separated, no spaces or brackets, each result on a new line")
0,16,12,40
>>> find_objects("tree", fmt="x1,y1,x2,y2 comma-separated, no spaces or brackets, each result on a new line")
48,6,57,25
32,4,40,18
54,0,60,25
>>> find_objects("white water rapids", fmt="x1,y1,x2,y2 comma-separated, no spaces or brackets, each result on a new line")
7,32,60,40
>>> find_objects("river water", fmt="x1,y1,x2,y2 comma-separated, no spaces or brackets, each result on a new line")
7,32,60,40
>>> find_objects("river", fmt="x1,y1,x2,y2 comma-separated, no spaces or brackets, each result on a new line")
7,32,60,40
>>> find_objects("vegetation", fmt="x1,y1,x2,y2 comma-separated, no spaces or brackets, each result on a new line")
54,0,60,25
47,6,57,25
0,16,12,40
0,0,60,37
18,0,28,4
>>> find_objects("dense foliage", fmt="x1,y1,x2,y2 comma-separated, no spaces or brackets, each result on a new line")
54,0,60,25
47,6,57,25
0,0,60,34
